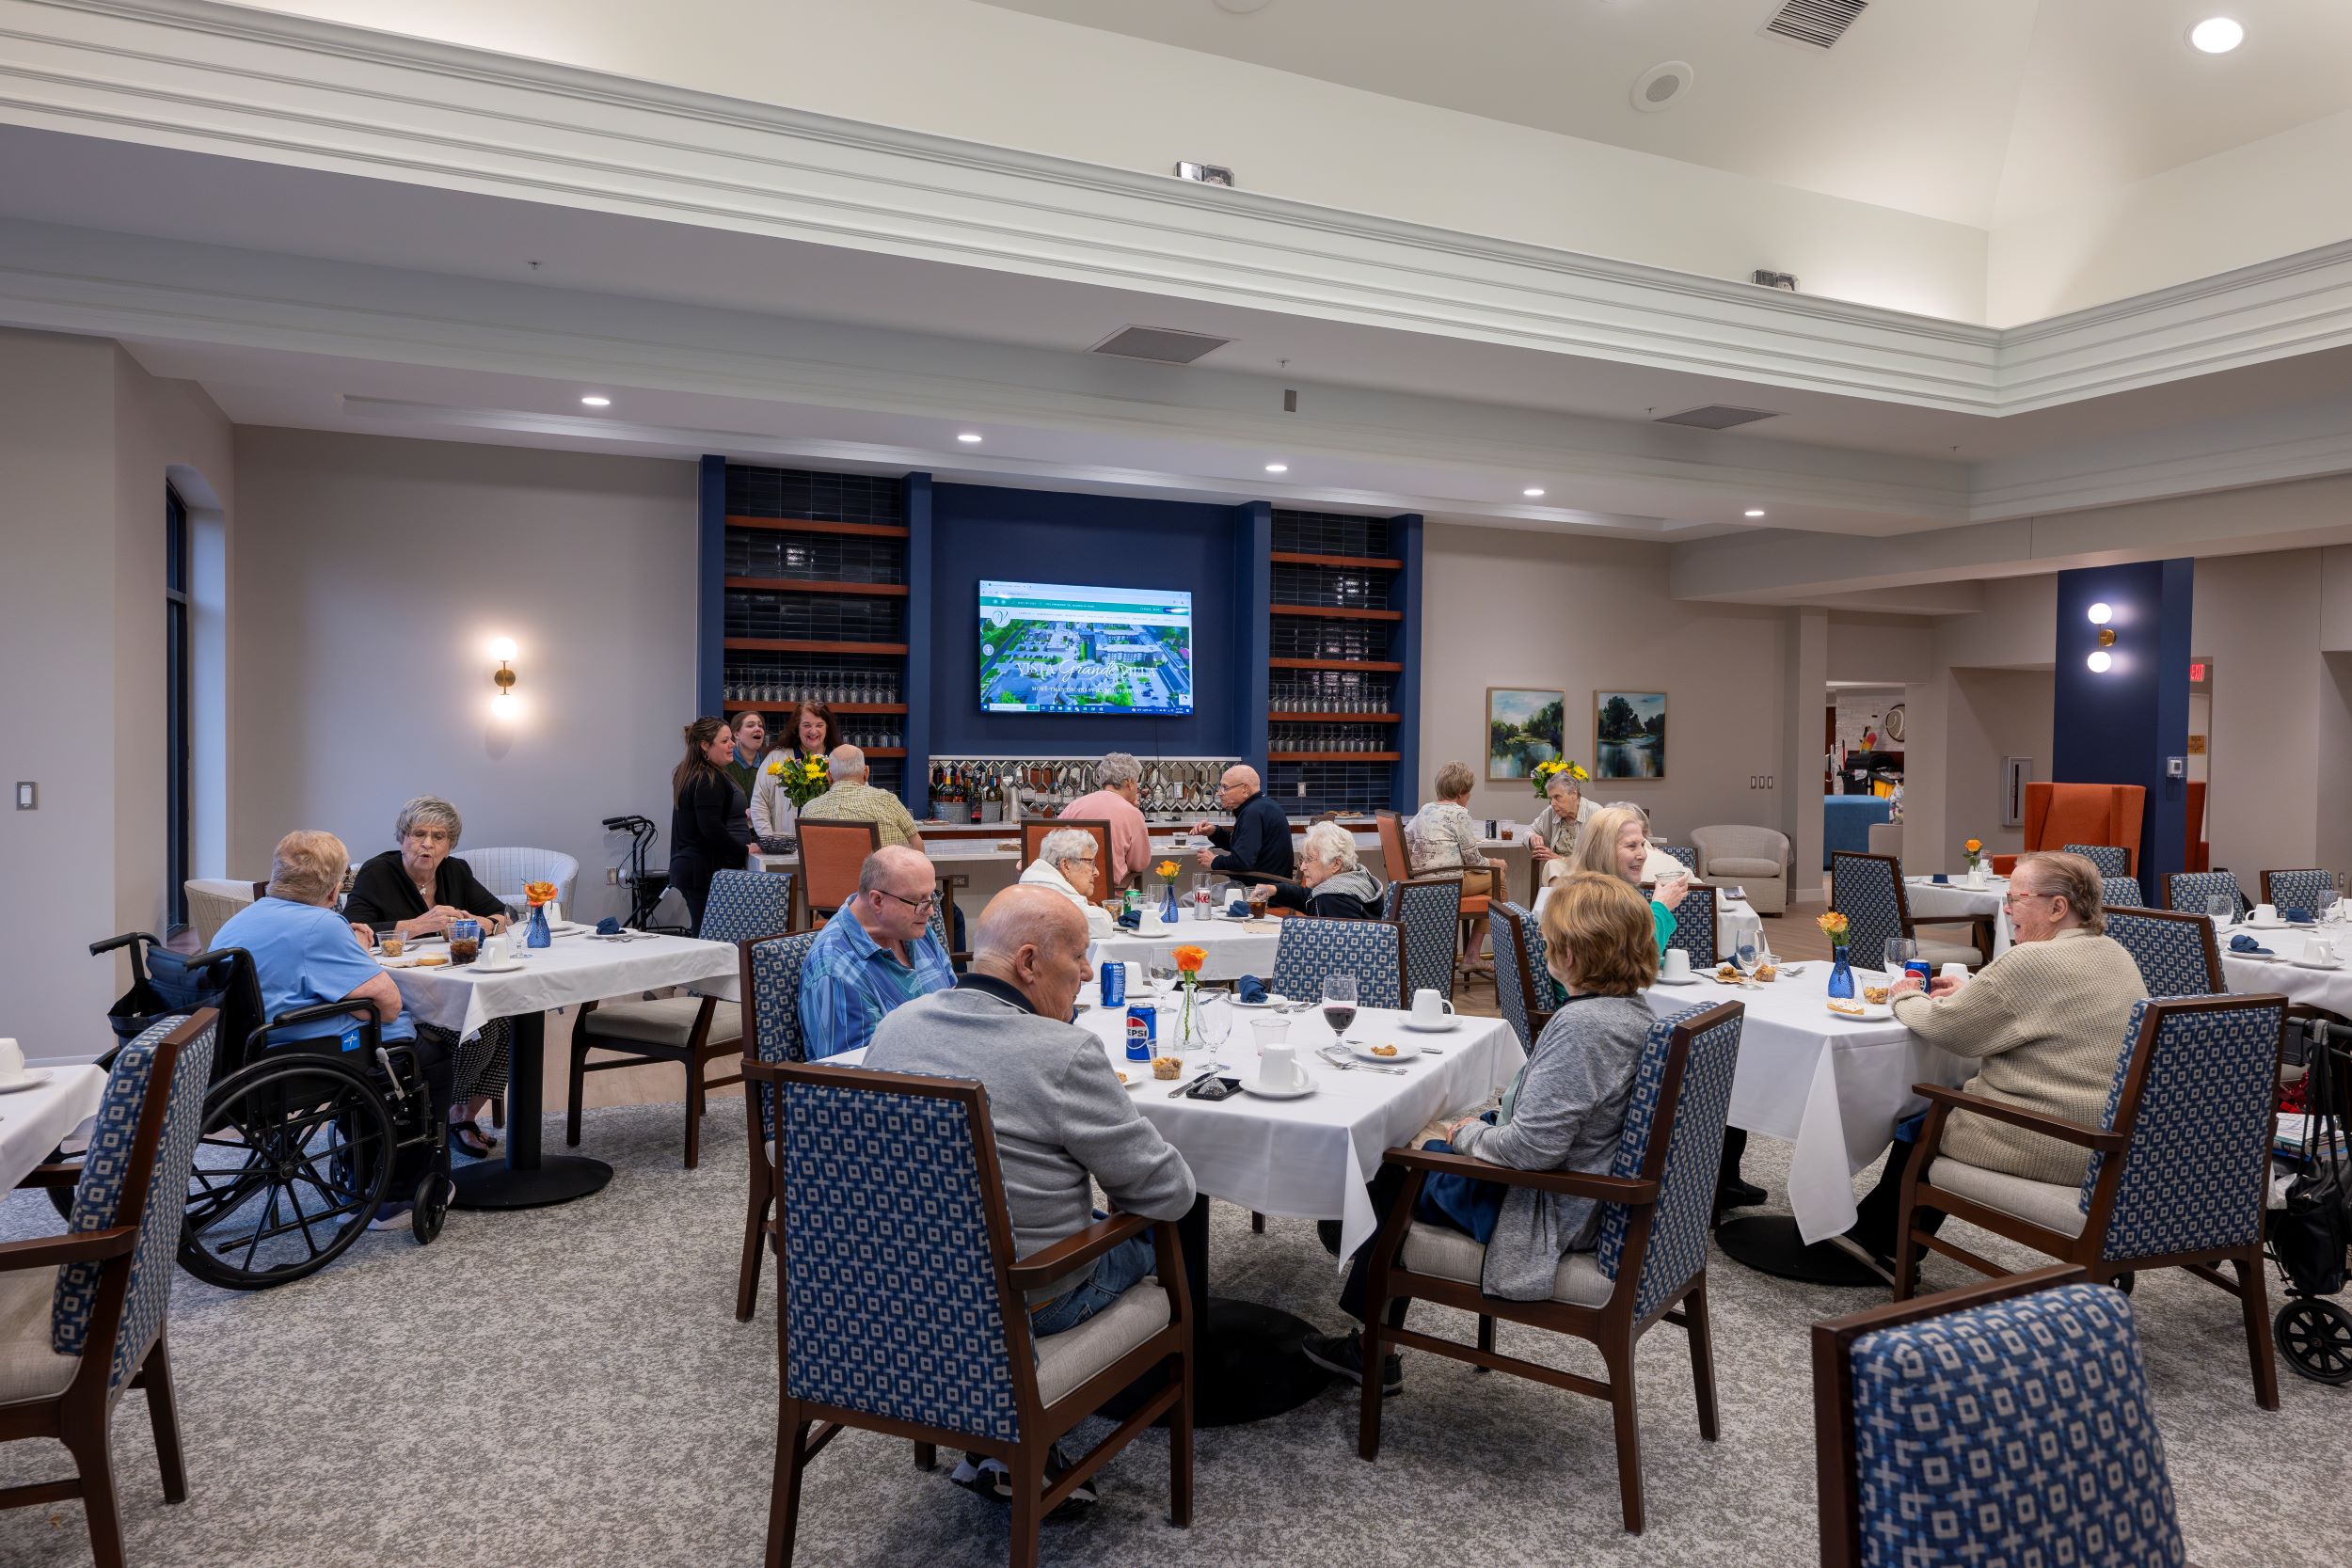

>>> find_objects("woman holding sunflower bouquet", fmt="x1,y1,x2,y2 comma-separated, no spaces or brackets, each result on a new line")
748,701,839,847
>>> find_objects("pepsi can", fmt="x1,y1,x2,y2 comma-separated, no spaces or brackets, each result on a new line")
1904,959,1932,989
1124,1004,1157,1061
1099,961,1125,1007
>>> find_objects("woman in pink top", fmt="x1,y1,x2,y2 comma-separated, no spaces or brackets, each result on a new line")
1060,752,1153,893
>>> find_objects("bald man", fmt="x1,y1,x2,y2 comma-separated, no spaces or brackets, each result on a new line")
1190,764,1295,880
798,844,955,1059
798,743,925,852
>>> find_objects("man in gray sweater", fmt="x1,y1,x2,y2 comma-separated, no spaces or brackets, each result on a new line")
864,885,1196,1510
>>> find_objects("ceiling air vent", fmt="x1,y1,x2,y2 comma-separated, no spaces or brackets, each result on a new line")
1089,325,1232,365
1761,0,1868,50
1655,404,1783,431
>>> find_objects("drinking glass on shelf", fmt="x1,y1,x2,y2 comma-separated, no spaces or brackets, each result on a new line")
1321,974,1359,1045
1883,937,1918,981
2207,894,2237,927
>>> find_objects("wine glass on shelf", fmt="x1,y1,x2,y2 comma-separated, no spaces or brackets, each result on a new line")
1321,973,1359,1047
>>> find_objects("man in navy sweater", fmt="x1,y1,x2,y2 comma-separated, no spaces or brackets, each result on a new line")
1191,765,1295,881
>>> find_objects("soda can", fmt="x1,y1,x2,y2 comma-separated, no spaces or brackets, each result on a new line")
1904,958,1932,989
1125,1004,1157,1061
1099,961,1125,1007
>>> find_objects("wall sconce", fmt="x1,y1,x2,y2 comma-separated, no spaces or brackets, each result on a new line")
2087,602,2113,626
490,638,518,713
2087,626,2117,673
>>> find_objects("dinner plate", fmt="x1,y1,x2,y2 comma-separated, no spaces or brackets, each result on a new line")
2241,917,2296,929
1229,994,1288,1009
2286,956,2345,972
0,1069,54,1094
1236,1075,1314,1100
1351,1044,1414,1064
1654,974,1703,987
1824,1000,1893,1022
1402,1016,1462,1033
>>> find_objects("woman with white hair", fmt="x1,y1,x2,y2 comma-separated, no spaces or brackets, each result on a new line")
1018,827,1118,936
1248,819,1386,919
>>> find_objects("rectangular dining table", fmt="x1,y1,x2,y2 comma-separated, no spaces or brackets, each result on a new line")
1089,914,1283,983
384,929,740,1209
0,1065,109,1195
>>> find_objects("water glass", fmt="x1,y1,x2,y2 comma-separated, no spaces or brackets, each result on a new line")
2206,894,2236,927
1883,937,1918,981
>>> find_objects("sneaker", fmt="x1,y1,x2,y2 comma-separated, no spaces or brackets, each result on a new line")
369,1202,414,1231
1302,1330,1403,1396
1717,1177,1769,1211
950,1452,1010,1501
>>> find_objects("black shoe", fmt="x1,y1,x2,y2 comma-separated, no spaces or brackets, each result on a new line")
1717,1177,1769,1211
1042,1442,1098,1519
1302,1331,1403,1396
1315,1219,1343,1259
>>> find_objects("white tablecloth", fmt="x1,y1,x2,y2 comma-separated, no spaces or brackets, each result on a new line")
0,1065,108,1194
1090,916,1282,982
1536,885,1765,960
1904,876,2013,956
2218,918,2352,1015
1645,968,1975,1245
384,932,741,1037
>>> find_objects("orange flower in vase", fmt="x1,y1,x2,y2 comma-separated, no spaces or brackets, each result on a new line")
1172,945,1207,976
1171,945,1210,1051
520,879,561,948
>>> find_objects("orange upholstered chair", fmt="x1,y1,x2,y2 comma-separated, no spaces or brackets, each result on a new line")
1988,784,2146,877
2185,781,2210,873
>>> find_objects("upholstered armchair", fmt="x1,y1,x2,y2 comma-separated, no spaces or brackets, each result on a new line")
736,927,823,1321
1270,917,1406,1009
1989,783,2145,876
1382,878,1462,1004
1689,825,1788,914
2103,908,2225,995
1490,902,1556,1053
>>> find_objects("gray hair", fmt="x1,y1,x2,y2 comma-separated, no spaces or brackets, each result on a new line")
828,743,867,782
393,794,462,846
1037,828,1101,870
268,830,349,905
1302,819,1359,870
2016,850,2106,935
1096,752,1142,790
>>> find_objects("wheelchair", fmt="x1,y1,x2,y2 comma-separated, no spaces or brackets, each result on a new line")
72,931,451,1290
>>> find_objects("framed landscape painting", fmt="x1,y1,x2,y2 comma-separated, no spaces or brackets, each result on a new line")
1486,688,1565,781
1594,690,1666,779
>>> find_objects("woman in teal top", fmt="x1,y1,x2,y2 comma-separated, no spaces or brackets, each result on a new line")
1571,804,1688,952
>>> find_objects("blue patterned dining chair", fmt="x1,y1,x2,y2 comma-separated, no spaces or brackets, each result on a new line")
735,927,824,1320
1357,1001,1745,1533
0,1011,218,1568
1894,991,2287,1407
1271,917,1405,1010
1654,844,1699,873
2166,868,2249,920
1382,878,1462,1005
2061,843,2131,878
1662,883,1720,968
750,1063,1193,1568
2103,908,2225,995
567,867,795,1168
2261,867,2335,915
1813,1268,2186,1568
1831,851,1982,970
2103,875,2145,910
1489,902,1553,1052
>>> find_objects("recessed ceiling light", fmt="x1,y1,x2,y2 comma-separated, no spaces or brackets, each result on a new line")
2189,17,2243,53
1522,487,1546,498
956,432,983,444
580,395,611,407
1744,509,1767,517
1264,463,1288,473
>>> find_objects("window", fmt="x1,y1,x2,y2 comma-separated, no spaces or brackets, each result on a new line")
167,485,190,929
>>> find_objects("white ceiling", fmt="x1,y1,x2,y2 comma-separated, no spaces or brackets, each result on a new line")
974,0,2352,229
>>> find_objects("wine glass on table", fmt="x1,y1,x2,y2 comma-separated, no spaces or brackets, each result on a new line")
1883,937,1919,985
1321,974,1359,1048
1735,934,1759,973
1148,948,1179,996
2206,894,2237,928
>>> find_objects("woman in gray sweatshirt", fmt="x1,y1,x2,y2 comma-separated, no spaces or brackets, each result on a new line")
1304,871,1661,1393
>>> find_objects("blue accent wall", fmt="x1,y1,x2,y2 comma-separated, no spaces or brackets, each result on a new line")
928,483,1258,758
694,454,725,715
2053,560,2193,881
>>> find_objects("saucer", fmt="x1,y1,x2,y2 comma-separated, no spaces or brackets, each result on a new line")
465,959,527,974
1229,994,1287,1009
1824,1000,1893,1022
0,1069,54,1094
1402,1016,1461,1033
1237,1075,1314,1100
2286,956,2344,972
2241,917,2295,930
1655,974,1703,987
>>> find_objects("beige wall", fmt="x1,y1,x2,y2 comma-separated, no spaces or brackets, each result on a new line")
1418,522,1791,859
228,430,697,917
0,331,232,1059
2195,550,2329,894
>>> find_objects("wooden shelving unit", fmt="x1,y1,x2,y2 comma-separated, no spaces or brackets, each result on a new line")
1268,751,1400,763
1263,509,1417,816
1266,711,1399,723
722,701,908,715
1269,605,1402,622
723,638,910,655
724,578,909,596
1270,657,1404,673
724,515,909,539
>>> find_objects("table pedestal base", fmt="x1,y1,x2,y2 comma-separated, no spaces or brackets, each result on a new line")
1714,1215,1887,1288
1192,1297,1333,1427
448,1009,612,1212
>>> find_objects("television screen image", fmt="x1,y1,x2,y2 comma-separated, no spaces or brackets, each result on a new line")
979,580,1195,715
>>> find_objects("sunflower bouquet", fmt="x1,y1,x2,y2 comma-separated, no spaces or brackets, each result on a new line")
768,752,832,810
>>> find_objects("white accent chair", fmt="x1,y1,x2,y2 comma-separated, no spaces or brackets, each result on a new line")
460,847,580,913
183,879,259,945
1688,825,1790,915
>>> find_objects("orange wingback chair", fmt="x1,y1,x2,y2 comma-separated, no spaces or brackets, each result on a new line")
1989,783,2146,877
2185,781,2210,873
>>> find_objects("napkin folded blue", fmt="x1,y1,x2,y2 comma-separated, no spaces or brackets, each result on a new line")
2228,932,2273,956
1226,898,1252,917
595,917,622,935
1930,873,1949,884
1235,974,1267,1003
1116,907,1142,930
2284,906,2313,925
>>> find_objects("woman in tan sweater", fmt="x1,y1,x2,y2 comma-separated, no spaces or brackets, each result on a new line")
1847,849,2149,1262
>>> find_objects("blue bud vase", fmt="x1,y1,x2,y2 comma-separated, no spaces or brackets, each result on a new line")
1827,944,1854,1001
1160,883,1182,924
527,902,552,949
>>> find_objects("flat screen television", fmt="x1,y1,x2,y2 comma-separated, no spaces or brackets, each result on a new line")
978,579,1195,715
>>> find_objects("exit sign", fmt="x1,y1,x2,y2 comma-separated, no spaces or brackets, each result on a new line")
2187,661,2206,681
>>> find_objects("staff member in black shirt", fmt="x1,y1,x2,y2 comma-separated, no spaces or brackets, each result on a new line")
670,715,755,930
1191,764,1295,881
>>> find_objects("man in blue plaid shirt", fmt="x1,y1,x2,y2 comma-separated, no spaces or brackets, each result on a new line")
799,844,956,1059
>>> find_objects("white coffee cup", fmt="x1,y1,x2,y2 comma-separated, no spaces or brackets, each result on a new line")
1660,948,1692,982
1410,988,1455,1024
2255,903,2279,925
1939,962,1969,984
1124,962,1147,995
1250,1017,1290,1057
481,934,508,966
1259,1041,1306,1091
0,1037,22,1082
2305,937,2337,966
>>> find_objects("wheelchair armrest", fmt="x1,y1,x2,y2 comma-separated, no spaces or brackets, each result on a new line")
1382,1145,1661,1205
251,999,384,1058
1006,1212,1156,1292
0,1226,137,1274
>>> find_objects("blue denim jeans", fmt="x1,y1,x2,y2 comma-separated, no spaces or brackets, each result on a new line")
1028,1233,1156,1338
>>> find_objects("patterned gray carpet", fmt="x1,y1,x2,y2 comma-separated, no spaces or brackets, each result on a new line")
0,1107,2338,1567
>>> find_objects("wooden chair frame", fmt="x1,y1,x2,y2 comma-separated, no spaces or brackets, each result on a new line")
1376,809,1495,971
1832,850,1993,964
751,1061,1193,1568
1357,1002,1741,1533
1812,1266,2091,1568
1893,991,2286,1409
0,1013,209,1568
2104,905,2226,994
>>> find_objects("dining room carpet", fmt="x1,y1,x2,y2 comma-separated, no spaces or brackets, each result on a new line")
0,1105,2334,1568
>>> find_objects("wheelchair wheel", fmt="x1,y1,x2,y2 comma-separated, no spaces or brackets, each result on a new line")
181,1053,395,1290
411,1173,449,1245
2277,1298,2352,1386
